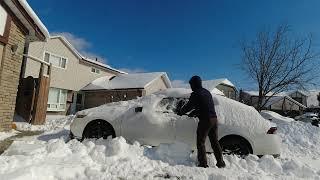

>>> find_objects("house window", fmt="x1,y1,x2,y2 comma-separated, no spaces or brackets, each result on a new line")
0,5,7,36
47,88,68,111
91,67,100,74
44,52,67,69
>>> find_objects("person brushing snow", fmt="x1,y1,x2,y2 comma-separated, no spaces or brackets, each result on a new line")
178,75,226,168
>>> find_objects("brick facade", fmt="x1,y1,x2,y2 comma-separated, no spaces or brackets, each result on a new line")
0,19,26,131
84,89,146,109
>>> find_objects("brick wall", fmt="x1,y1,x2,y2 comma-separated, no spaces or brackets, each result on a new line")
84,89,145,109
0,20,26,131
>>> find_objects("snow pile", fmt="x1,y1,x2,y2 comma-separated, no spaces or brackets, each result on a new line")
260,110,294,123
261,111,320,157
2,135,320,179
15,115,75,131
213,95,271,132
0,130,18,141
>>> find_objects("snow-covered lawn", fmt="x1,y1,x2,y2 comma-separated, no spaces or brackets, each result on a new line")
0,130,18,141
0,111,320,179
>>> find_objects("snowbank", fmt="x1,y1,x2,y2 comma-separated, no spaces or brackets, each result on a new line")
0,130,18,141
14,115,74,132
1,135,320,179
213,95,271,132
260,110,294,123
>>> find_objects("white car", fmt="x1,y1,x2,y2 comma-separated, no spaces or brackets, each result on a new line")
70,88,281,157
295,113,319,123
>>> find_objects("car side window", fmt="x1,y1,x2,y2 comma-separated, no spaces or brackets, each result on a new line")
158,97,187,114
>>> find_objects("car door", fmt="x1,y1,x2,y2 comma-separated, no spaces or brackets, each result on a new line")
174,115,198,149
121,105,176,146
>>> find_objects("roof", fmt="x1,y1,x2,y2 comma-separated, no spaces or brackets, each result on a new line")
82,72,172,90
277,90,308,97
202,78,235,90
50,36,125,74
4,0,49,41
264,95,306,108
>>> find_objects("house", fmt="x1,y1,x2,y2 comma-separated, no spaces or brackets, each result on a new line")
263,96,306,117
278,90,308,107
239,90,306,116
24,36,125,115
202,78,237,100
82,72,172,109
0,0,49,131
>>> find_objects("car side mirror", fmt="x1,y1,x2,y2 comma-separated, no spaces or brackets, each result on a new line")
135,107,143,113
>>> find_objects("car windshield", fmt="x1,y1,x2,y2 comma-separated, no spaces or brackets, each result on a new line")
157,97,188,113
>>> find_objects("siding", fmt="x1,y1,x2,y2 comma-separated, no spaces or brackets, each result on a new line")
25,38,117,91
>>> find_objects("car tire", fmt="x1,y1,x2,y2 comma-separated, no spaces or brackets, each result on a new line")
220,136,252,157
82,120,115,140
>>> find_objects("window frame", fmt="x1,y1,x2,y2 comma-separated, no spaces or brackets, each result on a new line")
47,88,68,112
91,67,101,74
43,51,68,70
0,5,11,44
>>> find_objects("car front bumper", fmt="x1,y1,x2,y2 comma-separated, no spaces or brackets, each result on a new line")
252,134,281,157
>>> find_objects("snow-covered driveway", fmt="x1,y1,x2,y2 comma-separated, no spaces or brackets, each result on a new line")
0,113,320,180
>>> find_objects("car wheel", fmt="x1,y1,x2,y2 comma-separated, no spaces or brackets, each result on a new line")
220,136,252,157
83,120,115,140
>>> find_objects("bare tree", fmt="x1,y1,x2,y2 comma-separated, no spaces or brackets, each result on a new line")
240,24,319,111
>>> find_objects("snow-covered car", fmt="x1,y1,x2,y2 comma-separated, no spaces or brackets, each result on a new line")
70,88,281,156
295,113,319,123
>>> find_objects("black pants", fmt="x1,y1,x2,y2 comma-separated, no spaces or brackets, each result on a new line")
197,117,224,166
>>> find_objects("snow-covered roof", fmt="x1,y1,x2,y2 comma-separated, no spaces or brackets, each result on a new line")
82,72,172,90
4,0,49,41
202,78,235,90
264,96,306,108
50,36,125,74
277,90,308,97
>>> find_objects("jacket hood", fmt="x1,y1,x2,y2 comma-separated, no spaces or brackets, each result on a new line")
189,76,202,91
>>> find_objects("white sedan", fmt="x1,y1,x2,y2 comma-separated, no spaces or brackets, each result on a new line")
70,88,281,156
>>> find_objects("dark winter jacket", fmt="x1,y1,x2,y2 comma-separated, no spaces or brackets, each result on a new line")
179,76,217,121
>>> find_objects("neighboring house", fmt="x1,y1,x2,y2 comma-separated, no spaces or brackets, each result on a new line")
202,78,237,100
0,0,49,131
82,72,172,109
239,90,306,116
278,90,308,107
24,36,124,115
263,96,306,117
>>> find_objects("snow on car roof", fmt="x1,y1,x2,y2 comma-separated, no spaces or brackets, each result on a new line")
202,78,235,90
82,72,171,90
155,88,192,98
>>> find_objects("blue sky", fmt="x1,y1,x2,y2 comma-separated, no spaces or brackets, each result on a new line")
28,0,320,89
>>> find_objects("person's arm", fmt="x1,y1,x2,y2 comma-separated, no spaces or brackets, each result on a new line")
178,93,197,115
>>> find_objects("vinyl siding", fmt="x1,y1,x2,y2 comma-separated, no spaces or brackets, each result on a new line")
25,38,118,91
